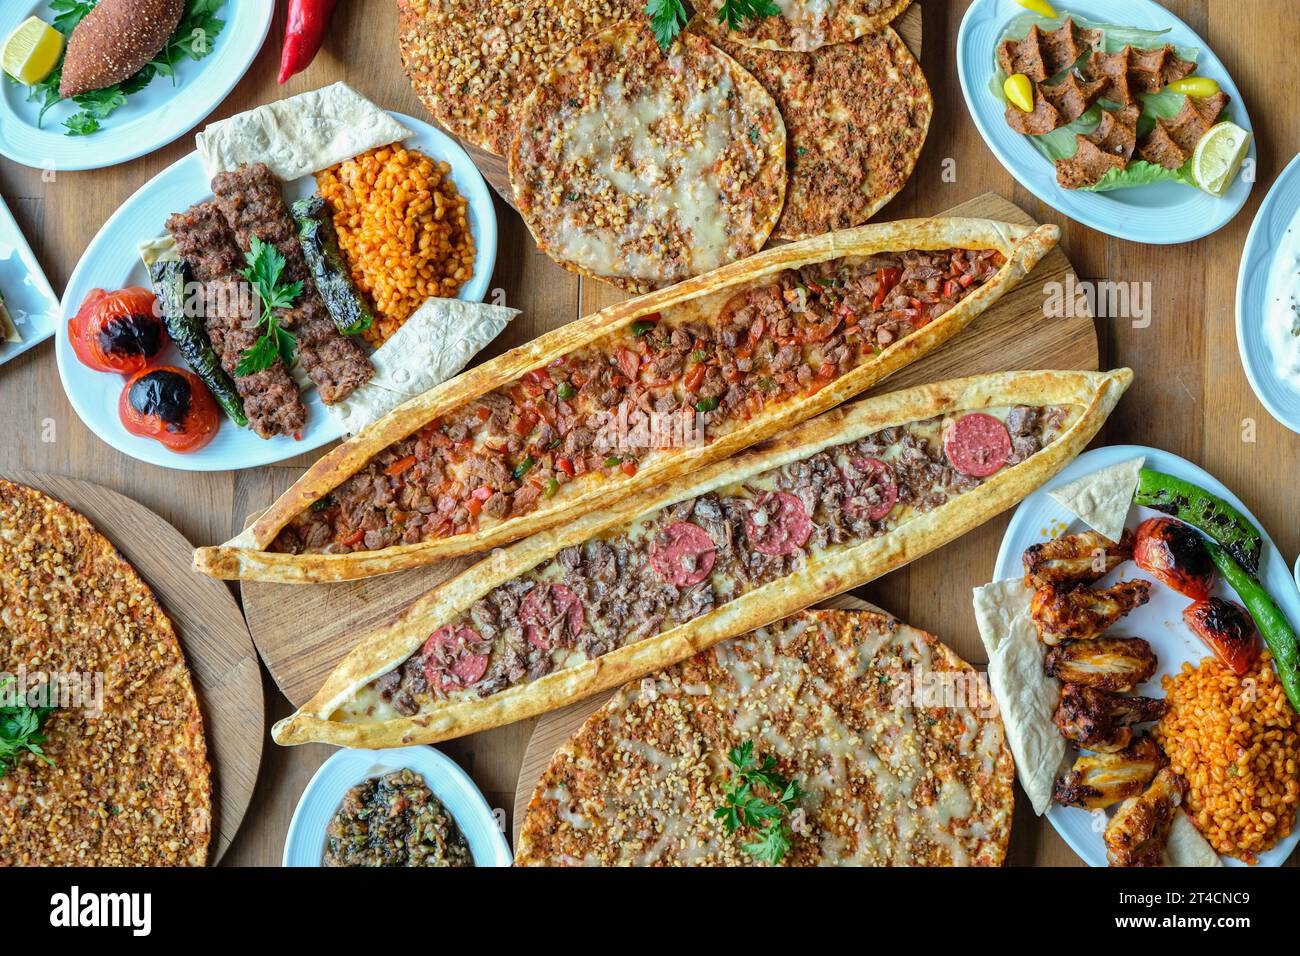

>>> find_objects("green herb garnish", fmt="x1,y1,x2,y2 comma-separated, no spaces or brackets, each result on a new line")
715,740,803,864
645,0,779,49
556,381,577,400
0,677,56,779
513,456,536,480
234,235,302,377
694,396,719,413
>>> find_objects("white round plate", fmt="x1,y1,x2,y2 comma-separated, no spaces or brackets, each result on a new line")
283,745,512,867
57,112,498,471
957,0,1255,244
0,0,272,171
1236,151,1300,433
995,445,1300,867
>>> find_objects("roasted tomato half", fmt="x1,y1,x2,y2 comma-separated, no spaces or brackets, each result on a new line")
1133,517,1214,600
69,287,166,374
1183,598,1259,676
119,366,218,453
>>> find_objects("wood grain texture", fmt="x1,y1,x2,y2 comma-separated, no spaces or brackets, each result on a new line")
0,471,263,865
465,2,924,207
2,0,1295,867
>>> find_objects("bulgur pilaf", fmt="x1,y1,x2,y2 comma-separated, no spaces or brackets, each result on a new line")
317,145,476,347
1156,651,1300,863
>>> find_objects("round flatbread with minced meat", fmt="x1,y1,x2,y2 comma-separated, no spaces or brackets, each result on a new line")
0,481,211,866
508,22,787,293
515,609,1016,866
397,0,644,157
696,0,913,51
700,23,931,238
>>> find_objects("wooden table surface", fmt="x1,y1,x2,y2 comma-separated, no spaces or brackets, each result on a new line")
2,0,1296,867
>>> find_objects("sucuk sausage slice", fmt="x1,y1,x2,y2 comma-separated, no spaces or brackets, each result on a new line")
651,522,717,586
744,491,813,556
519,583,585,650
421,625,490,692
851,458,899,521
944,413,1012,477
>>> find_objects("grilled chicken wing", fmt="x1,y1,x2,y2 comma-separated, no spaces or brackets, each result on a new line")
1022,529,1134,589
1053,683,1167,753
1053,735,1167,810
1031,580,1151,645
1044,636,1158,691
1104,768,1186,867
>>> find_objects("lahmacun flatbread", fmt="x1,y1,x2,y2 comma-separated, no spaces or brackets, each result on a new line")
696,0,913,51
508,21,787,292
0,481,211,866
271,368,1132,750
516,609,1015,866
701,24,932,239
397,0,643,156
194,218,1060,584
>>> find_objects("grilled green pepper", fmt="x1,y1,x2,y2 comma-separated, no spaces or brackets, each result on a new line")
1204,540,1300,714
1132,469,1262,578
148,260,247,428
293,196,373,336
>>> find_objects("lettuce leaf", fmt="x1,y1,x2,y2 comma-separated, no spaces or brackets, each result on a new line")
1083,159,1192,192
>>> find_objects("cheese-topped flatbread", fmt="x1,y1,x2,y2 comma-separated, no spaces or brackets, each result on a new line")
696,0,913,51
516,609,1015,866
1048,456,1144,544
509,22,787,292
196,82,412,182
973,578,1065,815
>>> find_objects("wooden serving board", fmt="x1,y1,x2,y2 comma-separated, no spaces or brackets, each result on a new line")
510,593,878,848
2,472,264,865
241,190,1098,708
463,3,923,208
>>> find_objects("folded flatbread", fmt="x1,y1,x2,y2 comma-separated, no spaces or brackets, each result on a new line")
196,82,412,182
1048,456,1144,543
1165,811,1224,867
973,578,1066,815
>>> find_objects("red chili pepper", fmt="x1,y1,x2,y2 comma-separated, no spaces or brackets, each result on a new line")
556,457,576,478
684,363,707,392
471,485,493,502
958,272,976,288
384,455,417,477
616,347,641,381
278,0,338,84
942,279,959,298
466,498,484,517
340,528,365,547
620,460,638,477
513,409,539,436
871,267,901,311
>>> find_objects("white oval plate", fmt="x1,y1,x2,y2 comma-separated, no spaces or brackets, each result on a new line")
283,745,512,868
995,445,1300,867
0,192,59,365
1236,151,1300,433
57,112,498,471
957,0,1255,244
0,0,272,171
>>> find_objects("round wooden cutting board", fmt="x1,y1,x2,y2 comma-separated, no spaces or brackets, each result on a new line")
241,190,1098,709
1,471,264,865
461,4,924,207
509,593,879,847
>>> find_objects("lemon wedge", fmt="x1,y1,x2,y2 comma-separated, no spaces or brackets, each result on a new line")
2,17,63,86
1191,122,1251,197
1016,0,1058,17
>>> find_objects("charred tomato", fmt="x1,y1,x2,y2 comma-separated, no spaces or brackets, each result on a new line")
1133,517,1214,600
119,366,218,453
69,287,166,374
1183,598,1259,676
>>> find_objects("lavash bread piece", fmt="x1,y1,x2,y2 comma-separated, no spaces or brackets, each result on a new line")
0,481,211,866
515,609,1016,866
698,22,931,239
695,0,913,51
508,22,787,293
328,298,520,436
1047,455,1145,544
973,578,1066,815
271,368,1132,749
397,0,643,157
195,83,413,182
1165,811,1224,867
195,217,1060,584
0,293,19,343
59,0,183,97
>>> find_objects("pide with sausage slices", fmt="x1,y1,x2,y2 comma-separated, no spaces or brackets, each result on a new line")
195,217,1060,583
271,368,1132,749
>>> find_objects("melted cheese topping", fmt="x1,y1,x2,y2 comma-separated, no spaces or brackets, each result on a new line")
516,610,1015,866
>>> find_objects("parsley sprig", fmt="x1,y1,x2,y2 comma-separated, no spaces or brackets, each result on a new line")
26,0,226,137
645,0,780,49
0,677,56,779
235,236,302,377
715,740,803,865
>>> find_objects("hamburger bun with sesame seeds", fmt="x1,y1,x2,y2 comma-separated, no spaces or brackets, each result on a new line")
59,0,184,98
